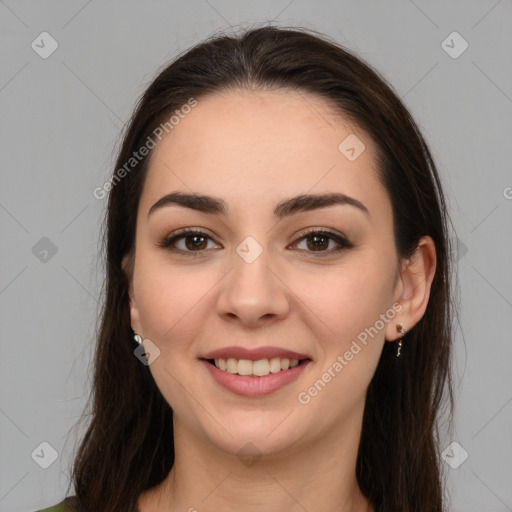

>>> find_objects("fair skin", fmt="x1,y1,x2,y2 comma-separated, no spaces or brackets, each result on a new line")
123,89,436,512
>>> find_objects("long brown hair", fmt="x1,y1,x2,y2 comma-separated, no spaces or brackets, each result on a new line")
67,24,455,512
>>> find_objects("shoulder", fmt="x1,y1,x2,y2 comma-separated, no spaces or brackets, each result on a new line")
34,496,78,512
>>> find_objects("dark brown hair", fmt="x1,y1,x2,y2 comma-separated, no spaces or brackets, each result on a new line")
67,24,455,512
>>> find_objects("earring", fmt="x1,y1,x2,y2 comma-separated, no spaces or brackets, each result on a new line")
134,333,143,345
395,323,406,358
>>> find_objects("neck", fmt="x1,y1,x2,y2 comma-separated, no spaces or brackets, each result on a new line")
141,406,373,512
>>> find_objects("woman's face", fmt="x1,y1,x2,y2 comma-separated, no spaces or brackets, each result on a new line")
126,89,403,458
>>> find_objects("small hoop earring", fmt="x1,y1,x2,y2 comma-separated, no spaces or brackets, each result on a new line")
134,333,143,345
395,323,406,358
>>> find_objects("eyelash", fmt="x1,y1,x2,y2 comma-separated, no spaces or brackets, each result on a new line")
156,227,354,257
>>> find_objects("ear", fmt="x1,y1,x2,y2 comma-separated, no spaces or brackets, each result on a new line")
385,235,437,341
122,253,142,335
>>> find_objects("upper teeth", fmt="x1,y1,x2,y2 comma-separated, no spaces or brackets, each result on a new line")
214,357,300,376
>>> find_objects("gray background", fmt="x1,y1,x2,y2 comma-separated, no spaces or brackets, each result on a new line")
1,1,511,511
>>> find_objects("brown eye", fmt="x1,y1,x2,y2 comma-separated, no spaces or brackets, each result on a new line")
292,229,354,255
305,233,330,251
157,228,221,254
183,234,208,251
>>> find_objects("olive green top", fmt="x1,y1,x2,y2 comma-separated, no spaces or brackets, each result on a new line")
34,496,141,511
34,496,76,511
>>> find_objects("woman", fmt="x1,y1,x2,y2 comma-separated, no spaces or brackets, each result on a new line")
37,24,454,512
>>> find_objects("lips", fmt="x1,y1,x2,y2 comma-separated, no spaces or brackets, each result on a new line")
199,345,313,396
200,358,311,397
201,346,312,361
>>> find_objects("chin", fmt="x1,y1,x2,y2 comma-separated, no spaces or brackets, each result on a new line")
198,411,307,460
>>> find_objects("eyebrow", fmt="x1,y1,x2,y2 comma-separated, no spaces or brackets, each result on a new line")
148,191,370,219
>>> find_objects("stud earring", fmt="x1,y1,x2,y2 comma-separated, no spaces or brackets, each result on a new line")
395,323,406,358
134,333,143,345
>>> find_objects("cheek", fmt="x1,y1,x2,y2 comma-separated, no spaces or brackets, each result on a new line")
133,255,215,346
292,253,397,397
295,257,395,340
133,259,215,411
291,264,395,422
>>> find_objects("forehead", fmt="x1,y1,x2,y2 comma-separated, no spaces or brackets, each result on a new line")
141,89,388,219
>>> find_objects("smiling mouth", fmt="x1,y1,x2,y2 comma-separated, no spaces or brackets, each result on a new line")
203,357,312,377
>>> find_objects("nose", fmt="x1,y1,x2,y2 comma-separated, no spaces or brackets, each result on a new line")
216,246,290,327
